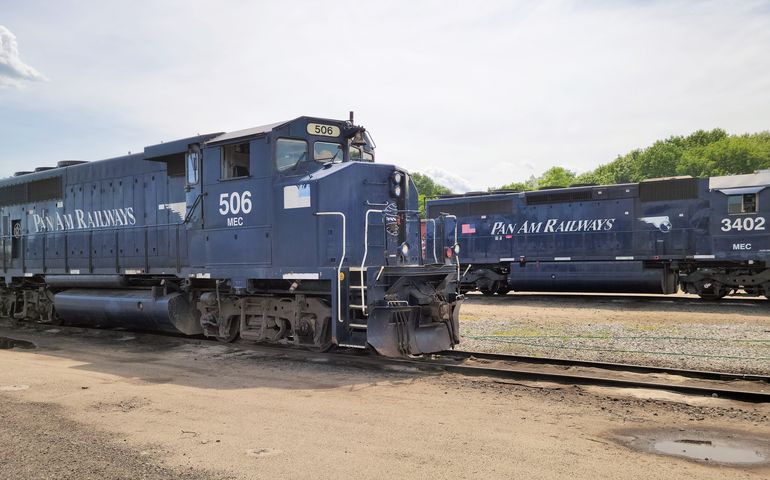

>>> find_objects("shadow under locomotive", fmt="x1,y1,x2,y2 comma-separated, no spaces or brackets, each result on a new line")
0,321,437,392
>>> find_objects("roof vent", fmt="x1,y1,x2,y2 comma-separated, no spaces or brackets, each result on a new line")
34,167,55,172
56,160,88,168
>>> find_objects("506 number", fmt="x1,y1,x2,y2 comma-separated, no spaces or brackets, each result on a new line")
720,217,766,232
219,191,253,215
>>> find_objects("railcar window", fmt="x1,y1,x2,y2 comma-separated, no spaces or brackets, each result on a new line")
221,142,250,179
275,139,308,172
314,142,343,163
728,194,757,214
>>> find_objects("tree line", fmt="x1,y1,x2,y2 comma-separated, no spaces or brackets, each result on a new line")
414,129,770,204
496,128,770,191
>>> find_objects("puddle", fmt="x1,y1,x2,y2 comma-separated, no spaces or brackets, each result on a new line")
615,428,770,467
0,337,36,350
654,439,765,464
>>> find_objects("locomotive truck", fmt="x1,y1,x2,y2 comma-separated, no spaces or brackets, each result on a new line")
426,173,770,300
0,115,462,356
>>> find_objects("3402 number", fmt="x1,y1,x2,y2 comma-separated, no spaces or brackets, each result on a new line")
219,191,253,215
720,217,766,232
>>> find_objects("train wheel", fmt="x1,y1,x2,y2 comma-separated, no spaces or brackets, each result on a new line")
496,286,511,295
697,283,727,300
480,281,500,296
216,316,240,343
307,317,333,352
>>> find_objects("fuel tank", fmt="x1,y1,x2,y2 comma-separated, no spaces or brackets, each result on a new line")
54,289,202,335
507,261,677,294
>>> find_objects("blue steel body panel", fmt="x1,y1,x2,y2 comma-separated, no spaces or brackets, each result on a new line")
426,175,770,294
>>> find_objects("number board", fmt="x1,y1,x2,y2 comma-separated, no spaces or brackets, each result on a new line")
307,123,341,138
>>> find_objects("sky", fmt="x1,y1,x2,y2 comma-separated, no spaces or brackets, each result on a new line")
1,0,770,192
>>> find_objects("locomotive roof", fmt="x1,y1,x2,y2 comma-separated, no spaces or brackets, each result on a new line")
206,120,289,145
709,170,770,191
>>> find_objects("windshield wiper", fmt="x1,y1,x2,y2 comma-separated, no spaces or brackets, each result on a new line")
290,151,308,171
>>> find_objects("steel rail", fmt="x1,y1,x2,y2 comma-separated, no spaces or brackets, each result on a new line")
404,356,770,403
437,350,770,383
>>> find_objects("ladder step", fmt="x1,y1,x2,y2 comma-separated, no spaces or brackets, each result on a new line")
349,304,365,310
349,267,367,272
350,285,367,289
349,323,368,329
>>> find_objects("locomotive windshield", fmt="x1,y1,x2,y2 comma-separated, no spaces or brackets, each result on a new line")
314,142,343,163
275,139,308,171
349,145,373,162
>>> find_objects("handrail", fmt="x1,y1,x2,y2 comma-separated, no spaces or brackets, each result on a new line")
358,209,385,315
0,221,187,276
315,211,346,323
184,192,205,224
442,213,460,282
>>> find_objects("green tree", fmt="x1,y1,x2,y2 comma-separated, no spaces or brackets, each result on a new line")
537,167,577,188
412,172,452,197
412,172,452,217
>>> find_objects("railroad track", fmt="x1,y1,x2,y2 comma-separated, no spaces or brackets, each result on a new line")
2,319,769,403
408,350,770,403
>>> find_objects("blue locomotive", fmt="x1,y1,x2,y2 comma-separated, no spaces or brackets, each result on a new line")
426,173,770,299
0,115,462,356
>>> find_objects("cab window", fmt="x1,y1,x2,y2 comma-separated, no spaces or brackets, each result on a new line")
728,193,757,214
314,142,342,163
221,142,250,179
276,139,308,172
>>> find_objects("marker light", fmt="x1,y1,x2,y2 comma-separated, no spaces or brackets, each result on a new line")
400,242,410,256
453,244,460,255
445,247,453,258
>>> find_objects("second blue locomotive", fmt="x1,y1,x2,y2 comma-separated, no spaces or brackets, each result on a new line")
426,173,770,299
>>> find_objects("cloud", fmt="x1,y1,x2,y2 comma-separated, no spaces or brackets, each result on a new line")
0,25,46,87
419,167,477,194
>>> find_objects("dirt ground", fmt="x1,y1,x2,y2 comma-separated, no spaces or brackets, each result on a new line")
1,316,769,479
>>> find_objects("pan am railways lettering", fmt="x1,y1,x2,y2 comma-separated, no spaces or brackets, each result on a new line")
490,218,616,236
31,208,137,233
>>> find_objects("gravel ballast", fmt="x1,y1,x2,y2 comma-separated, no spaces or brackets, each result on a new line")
458,292,770,375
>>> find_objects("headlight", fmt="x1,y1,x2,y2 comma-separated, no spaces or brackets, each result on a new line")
453,244,460,255
391,171,403,197
400,242,410,256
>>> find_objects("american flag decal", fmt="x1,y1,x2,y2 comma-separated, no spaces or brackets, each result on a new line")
461,223,476,234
